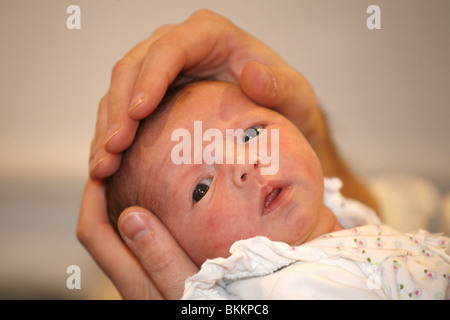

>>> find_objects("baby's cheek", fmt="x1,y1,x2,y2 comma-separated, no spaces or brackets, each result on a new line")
203,207,258,255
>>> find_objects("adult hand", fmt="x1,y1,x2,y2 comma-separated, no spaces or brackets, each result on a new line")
77,178,198,299
89,9,322,179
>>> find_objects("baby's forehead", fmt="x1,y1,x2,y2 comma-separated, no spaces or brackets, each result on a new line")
137,81,239,150
139,80,274,154
168,81,258,125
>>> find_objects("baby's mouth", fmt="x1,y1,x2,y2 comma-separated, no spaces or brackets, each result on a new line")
264,188,281,209
261,185,289,215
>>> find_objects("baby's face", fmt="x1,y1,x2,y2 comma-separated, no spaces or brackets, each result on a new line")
140,82,339,266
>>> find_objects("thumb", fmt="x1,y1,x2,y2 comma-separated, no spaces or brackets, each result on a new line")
240,61,319,138
118,207,198,299
240,60,280,107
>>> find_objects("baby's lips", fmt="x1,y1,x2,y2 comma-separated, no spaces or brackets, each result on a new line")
264,188,281,209
259,181,288,215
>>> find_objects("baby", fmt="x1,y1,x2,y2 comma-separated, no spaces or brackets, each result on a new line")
107,80,343,265
107,80,449,299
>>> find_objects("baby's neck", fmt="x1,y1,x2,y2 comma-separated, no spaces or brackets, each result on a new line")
301,204,343,244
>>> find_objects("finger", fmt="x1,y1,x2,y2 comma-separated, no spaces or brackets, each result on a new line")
240,61,277,104
77,179,163,299
128,11,235,120
127,40,186,120
77,179,127,273
89,95,108,165
118,208,199,299
241,61,320,138
103,52,143,154
90,152,122,180
103,25,176,154
91,26,180,178
88,96,122,179
89,95,113,178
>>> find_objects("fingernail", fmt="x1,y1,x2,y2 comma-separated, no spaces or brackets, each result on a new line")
261,64,276,93
105,125,122,147
121,212,152,242
129,93,146,113
89,154,108,175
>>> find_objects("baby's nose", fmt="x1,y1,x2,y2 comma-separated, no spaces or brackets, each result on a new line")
232,158,260,188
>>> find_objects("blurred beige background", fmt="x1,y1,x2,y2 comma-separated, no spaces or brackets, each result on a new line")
0,0,448,299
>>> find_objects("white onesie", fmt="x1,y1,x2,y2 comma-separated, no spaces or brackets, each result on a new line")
182,178,450,300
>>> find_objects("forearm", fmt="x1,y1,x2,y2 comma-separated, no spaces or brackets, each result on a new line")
309,110,380,214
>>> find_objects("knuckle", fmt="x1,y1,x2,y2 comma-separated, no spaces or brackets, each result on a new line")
89,138,96,162
151,24,174,38
98,95,108,109
190,8,215,19
97,95,108,118
111,59,131,77
189,9,226,26
189,9,239,37
76,222,89,246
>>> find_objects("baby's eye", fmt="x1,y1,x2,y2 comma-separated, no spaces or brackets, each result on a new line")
193,178,212,203
243,125,264,143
